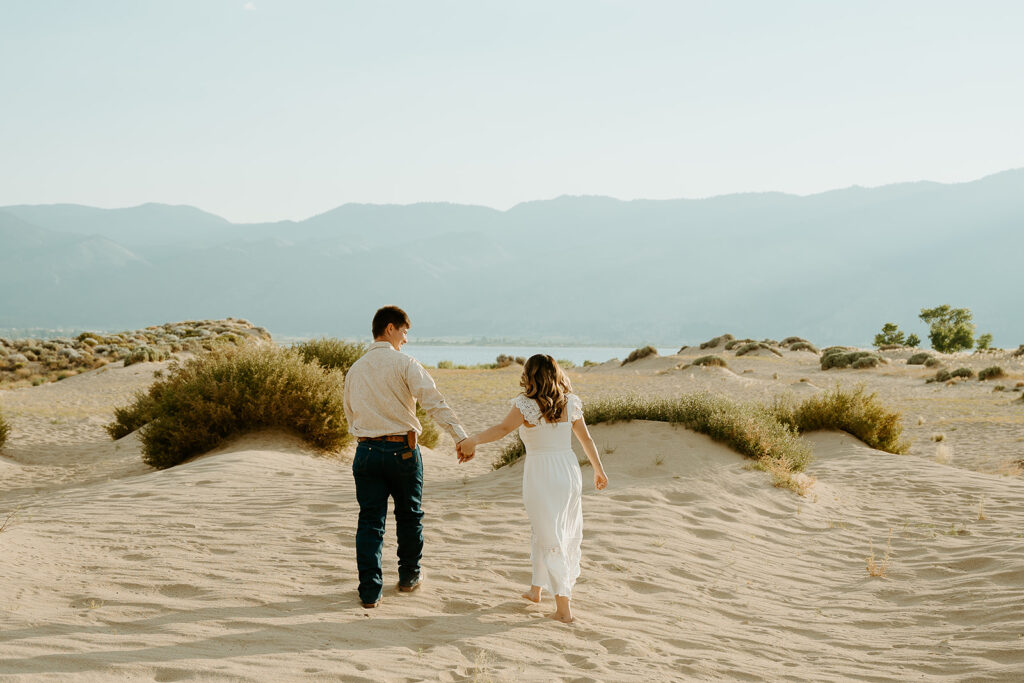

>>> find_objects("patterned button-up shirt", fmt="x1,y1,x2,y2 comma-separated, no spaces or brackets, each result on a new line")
343,341,468,443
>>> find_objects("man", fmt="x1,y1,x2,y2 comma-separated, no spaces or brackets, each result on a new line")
343,305,470,608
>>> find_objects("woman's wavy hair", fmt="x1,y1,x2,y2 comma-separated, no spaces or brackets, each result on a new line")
520,354,572,423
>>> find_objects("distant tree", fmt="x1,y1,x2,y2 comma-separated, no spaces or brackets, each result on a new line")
873,322,906,348
976,333,993,350
919,305,975,353
906,334,921,348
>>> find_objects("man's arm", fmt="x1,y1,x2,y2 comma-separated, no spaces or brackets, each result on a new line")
406,359,468,442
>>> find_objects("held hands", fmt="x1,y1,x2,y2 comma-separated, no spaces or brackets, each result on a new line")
456,437,476,463
594,468,608,491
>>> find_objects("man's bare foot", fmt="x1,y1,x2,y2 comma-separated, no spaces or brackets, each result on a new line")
547,610,574,623
521,586,542,603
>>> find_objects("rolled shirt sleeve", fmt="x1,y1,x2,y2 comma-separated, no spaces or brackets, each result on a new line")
406,359,468,442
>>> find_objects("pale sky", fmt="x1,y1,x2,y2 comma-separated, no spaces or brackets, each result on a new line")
2,0,1022,223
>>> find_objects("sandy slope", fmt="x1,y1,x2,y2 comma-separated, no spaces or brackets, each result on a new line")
1,358,1023,681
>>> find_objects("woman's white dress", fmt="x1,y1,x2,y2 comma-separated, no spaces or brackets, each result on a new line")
511,393,584,598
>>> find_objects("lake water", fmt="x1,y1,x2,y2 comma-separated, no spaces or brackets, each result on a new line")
400,344,679,367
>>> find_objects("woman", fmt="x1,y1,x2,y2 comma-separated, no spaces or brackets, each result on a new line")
459,354,608,623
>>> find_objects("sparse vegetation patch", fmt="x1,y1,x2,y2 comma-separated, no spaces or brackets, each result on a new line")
770,385,909,454
700,334,734,349
0,409,9,449
820,348,884,370
978,366,1005,381
907,352,932,365
622,346,658,366
735,342,783,357
788,341,819,354
108,344,349,469
692,355,728,367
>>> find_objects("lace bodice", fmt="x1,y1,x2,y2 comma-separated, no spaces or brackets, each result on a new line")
511,393,583,426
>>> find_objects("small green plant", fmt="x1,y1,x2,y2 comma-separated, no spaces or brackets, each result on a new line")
0,409,9,449
821,348,883,370
919,305,975,353
437,360,455,369
294,337,367,375
621,346,658,366
700,334,734,349
950,367,974,379
735,342,782,357
724,338,755,351
976,333,993,350
692,355,727,367
582,360,598,367
924,357,943,368
907,352,932,365
788,341,819,353
866,529,893,577
927,369,952,383
978,366,1005,381
906,334,921,347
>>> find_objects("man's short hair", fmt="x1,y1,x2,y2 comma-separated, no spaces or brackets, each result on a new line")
372,305,410,338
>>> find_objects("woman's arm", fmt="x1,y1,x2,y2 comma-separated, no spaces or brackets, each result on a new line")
457,407,525,462
572,418,608,490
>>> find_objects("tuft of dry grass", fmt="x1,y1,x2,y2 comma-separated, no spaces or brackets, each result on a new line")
692,355,728,367
621,346,659,366
977,498,987,521
866,529,893,577
770,385,909,454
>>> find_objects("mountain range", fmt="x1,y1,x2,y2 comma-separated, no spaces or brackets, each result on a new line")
2,170,1022,346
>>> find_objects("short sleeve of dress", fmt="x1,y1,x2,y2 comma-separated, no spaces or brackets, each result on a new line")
568,393,584,422
511,394,543,425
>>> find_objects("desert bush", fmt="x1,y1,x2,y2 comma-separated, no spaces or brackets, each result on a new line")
781,336,808,346
622,346,658,366
495,354,527,368
437,360,455,369
1013,345,1024,358
416,404,440,449
906,334,921,347
821,349,882,370
907,352,932,365
692,355,727,367
582,360,598,367
107,345,349,469
124,346,169,367
735,341,783,357
920,305,975,353
0,409,9,449
770,385,909,454
556,359,576,369
788,342,819,353
978,366,1005,381
676,346,689,354
700,334,734,349
724,338,755,351
976,333,993,351
294,337,366,375
924,357,943,368
950,367,974,379
927,369,952,383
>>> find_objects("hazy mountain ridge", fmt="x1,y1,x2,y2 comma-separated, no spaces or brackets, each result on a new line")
2,170,1022,345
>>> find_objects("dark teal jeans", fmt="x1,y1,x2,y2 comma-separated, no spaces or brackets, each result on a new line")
352,440,424,604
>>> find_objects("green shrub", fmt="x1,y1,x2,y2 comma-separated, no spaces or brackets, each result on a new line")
924,357,943,368
0,409,9,449
770,385,909,454
124,346,169,367
927,369,952,383
106,391,160,439
920,305,975,353
1014,345,1024,358
294,337,367,374
976,333,993,350
978,366,1005,381
788,341,819,353
907,352,932,365
821,349,882,370
781,336,809,346
724,338,755,351
108,345,349,469
494,432,526,469
906,334,921,347
950,367,974,379
735,342,783,357
692,355,727,367
437,360,455,369
416,404,440,449
582,360,598,367
622,346,658,366
700,334,734,349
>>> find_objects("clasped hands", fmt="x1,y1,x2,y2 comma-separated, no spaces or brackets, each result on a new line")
456,437,475,463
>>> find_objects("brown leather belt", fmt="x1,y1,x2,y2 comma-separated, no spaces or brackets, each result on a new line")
357,431,417,449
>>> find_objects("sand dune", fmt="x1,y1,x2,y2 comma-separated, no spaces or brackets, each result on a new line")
1,357,1023,680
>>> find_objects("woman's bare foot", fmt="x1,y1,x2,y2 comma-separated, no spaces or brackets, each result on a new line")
521,585,542,603
548,594,574,623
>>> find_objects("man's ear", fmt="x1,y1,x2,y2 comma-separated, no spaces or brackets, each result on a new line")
384,323,396,337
